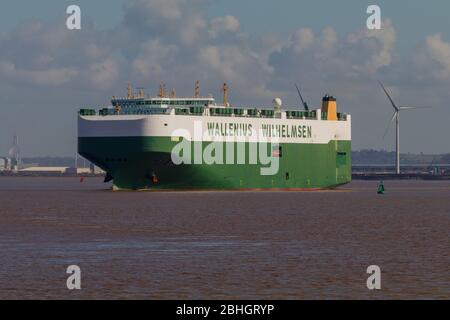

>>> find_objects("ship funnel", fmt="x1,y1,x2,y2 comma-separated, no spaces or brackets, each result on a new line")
321,95,337,120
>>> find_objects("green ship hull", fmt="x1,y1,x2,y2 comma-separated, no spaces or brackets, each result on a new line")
78,136,351,190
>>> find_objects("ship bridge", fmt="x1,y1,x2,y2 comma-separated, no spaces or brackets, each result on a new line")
111,97,215,108
78,82,349,121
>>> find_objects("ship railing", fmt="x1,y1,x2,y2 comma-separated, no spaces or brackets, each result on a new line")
79,108,96,116
245,108,279,118
286,111,317,120
174,107,205,115
209,108,233,116
88,106,349,120
97,107,173,116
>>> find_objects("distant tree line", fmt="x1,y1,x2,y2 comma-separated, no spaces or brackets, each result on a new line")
442,154,450,163
352,150,396,164
22,157,75,167
352,149,450,165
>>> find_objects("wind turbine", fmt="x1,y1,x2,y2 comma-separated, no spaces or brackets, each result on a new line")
379,81,431,174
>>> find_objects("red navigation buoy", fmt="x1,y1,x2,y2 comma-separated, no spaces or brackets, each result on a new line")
80,176,85,183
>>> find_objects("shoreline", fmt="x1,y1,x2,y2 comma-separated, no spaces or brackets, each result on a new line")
1,173,449,181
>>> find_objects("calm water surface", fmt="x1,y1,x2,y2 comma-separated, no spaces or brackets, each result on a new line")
0,177,448,299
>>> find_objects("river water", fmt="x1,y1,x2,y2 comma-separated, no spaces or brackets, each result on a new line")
0,177,448,299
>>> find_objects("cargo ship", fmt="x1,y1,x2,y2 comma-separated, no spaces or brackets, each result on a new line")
78,83,351,190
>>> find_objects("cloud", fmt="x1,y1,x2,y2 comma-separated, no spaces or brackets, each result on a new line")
424,34,450,79
131,39,178,78
0,59,79,86
291,28,315,53
0,0,450,155
209,15,240,39
89,59,120,89
121,0,208,46
267,20,399,95
346,19,396,74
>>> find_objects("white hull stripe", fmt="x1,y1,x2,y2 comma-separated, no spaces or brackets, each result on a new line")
78,114,351,144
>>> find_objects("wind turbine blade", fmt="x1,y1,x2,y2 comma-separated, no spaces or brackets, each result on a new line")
383,112,397,139
399,106,432,110
378,81,399,111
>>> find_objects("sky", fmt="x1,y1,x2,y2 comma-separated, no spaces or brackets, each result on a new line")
0,0,450,156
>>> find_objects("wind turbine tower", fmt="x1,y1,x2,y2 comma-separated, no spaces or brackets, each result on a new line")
379,81,431,174
8,135,21,172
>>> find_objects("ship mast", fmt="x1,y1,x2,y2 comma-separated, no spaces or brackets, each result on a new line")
137,87,144,98
194,80,200,98
158,83,167,98
127,83,132,99
223,83,228,106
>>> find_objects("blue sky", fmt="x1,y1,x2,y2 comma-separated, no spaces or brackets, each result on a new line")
1,0,450,156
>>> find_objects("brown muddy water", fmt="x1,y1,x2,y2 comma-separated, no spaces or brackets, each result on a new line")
0,177,448,299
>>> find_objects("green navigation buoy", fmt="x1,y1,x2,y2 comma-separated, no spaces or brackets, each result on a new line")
377,181,385,194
